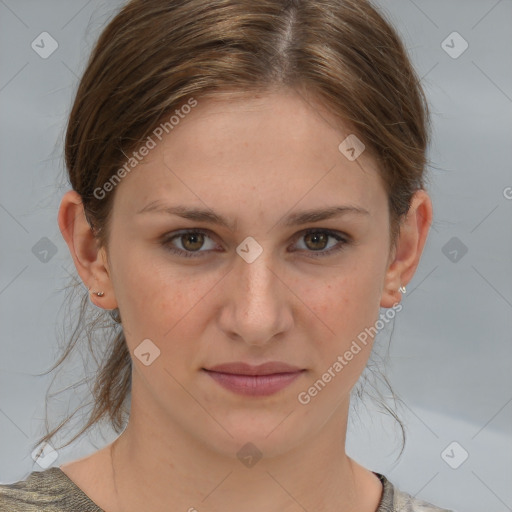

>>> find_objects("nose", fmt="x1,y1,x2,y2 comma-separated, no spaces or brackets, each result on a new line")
217,250,294,346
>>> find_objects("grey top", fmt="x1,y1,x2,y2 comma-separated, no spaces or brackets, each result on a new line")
0,467,455,511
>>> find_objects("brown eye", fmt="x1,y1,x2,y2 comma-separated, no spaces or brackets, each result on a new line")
292,229,350,258
303,232,329,251
181,232,205,251
162,229,218,258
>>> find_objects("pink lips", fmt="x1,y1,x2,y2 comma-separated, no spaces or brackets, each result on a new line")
202,362,305,396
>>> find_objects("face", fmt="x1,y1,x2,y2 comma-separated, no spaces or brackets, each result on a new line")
100,89,396,458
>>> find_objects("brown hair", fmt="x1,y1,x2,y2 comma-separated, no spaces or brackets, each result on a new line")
33,0,430,460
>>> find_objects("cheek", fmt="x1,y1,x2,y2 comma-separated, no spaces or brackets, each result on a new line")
295,272,382,393
113,254,218,349
296,259,383,338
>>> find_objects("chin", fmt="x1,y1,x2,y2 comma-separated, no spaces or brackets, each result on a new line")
196,414,307,462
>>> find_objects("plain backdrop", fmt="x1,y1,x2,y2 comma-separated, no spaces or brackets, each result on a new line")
1,1,511,511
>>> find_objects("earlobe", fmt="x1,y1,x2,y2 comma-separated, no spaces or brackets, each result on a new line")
380,285,402,309
379,190,432,309
57,190,118,310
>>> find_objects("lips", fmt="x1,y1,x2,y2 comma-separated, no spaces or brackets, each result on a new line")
204,361,303,376
202,361,306,396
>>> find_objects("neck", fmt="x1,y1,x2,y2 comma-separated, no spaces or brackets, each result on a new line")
103,380,381,512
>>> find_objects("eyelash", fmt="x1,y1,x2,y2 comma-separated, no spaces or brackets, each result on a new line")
161,228,350,259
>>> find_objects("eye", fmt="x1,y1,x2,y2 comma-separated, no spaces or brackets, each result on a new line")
162,229,219,258
161,228,350,259
291,229,350,257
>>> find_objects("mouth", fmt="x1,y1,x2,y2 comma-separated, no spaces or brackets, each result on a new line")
202,362,306,396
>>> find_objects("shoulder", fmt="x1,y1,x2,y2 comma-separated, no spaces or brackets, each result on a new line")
0,467,103,512
393,486,456,512
377,473,457,512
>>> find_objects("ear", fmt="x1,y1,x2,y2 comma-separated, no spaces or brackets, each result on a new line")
380,189,433,308
57,190,118,310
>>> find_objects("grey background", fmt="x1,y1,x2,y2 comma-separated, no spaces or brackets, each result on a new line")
1,1,511,511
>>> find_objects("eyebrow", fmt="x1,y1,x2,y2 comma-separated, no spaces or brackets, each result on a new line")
136,201,370,231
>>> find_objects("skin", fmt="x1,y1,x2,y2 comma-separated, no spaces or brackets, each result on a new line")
57,88,432,512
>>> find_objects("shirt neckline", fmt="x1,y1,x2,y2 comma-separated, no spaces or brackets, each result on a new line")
47,466,394,512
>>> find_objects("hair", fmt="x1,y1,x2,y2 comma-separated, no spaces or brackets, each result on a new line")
33,0,431,461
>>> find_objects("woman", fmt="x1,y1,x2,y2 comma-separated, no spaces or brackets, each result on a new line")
0,0,455,510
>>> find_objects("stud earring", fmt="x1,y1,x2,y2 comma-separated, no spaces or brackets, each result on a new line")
399,285,406,294
88,287,105,297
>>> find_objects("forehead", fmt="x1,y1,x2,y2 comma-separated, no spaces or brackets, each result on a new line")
110,89,385,219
